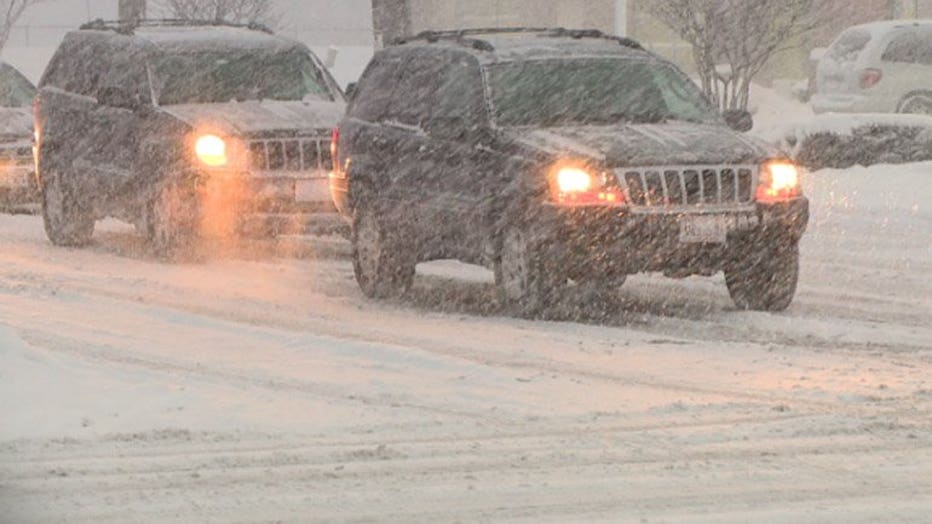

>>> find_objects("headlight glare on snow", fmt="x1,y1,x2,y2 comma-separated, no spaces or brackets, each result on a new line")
195,134,229,168
757,160,801,202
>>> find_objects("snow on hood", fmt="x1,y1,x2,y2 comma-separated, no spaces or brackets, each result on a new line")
160,99,346,136
0,107,33,141
509,122,774,166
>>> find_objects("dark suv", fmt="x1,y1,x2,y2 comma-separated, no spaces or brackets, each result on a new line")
34,20,346,255
331,29,809,314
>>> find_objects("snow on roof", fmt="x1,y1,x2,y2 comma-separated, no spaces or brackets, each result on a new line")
132,26,301,53
399,35,651,64
846,18,932,35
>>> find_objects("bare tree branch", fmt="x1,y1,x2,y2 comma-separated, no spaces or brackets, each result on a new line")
0,0,44,52
649,0,841,110
156,0,280,28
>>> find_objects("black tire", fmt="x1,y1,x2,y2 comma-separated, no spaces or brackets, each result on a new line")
495,223,565,317
147,182,199,260
725,238,800,312
41,169,94,247
352,200,416,299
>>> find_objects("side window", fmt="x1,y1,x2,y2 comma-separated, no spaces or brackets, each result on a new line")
98,37,151,105
430,55,487,131
882,31,930,64
41,34,107,98
349,53,405,121
389,52,445,127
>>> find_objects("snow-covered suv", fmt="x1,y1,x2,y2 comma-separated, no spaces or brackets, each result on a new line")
812,20,932,114
0,62,37,208
34,20,346,255
331,29,810,314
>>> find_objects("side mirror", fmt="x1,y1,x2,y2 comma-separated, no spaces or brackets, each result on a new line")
723,109,753,133
344,82,357,100
98,86,142,110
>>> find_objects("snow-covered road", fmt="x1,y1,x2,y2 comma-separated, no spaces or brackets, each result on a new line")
1,163,930,523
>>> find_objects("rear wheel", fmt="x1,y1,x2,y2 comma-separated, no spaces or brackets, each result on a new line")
899,93,932,115
41,170,94,247
725,238,799,312
495,223,565,317
352,200,416,299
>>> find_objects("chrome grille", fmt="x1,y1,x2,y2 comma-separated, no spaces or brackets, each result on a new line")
248,136,332,172
619,165,756,207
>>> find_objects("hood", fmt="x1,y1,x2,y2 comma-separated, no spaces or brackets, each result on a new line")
0,107,33,142
508,122,775,167
160,99,346,136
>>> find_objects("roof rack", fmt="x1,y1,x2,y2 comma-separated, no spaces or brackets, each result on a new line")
79,18,274,36
392,27,644,52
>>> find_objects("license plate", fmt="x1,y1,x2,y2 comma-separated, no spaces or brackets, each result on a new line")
294,178,330,203
679,215,731,244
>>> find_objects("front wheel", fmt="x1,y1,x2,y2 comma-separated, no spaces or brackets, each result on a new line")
352,201,416,299
147,182,199,259
725,238,800,312
41,170,94,247
495,223,565,317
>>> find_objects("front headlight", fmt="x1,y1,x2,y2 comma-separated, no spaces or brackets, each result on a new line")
555,166,595,194
195,134,229,167
757,160,801,202
549,162,625,206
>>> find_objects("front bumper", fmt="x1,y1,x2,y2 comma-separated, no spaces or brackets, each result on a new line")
538,198,809,277
0,163,38,206
186,168,343,236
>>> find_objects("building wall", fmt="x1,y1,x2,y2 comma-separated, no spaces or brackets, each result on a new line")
406,0,615,34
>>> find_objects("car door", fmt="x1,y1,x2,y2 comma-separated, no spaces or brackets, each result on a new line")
879,28,932,112
424,54,507,263
356,50,446,255
85,36,150,212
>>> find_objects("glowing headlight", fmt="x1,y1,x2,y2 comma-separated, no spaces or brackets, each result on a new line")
556,167,595,194
757,160,801,201
195,134,228,167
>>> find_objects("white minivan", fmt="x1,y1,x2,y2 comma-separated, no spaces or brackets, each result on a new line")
812,20,932,114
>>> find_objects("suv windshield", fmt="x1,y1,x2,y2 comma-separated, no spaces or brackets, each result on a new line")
151,49,334,105
488,58,720,127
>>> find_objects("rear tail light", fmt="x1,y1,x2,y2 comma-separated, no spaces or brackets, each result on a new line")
331,127,340,173
860,68,882,89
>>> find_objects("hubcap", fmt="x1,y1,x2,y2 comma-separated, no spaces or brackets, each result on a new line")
500,228,530,301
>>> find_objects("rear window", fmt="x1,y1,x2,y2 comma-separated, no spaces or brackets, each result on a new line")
882,31,932,65
0,64,35,107
828,29,873,64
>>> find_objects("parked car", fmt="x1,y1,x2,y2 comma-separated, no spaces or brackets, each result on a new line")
812,20,932,114
0,61,37,208
331,28,809,314
34,19,346,255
